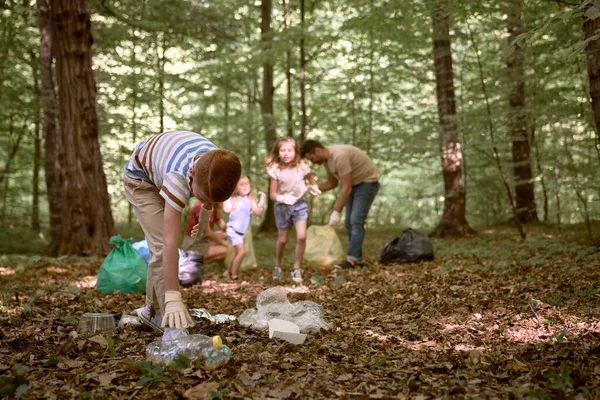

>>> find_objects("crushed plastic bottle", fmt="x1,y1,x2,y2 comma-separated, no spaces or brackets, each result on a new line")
189,308,236,324
146,334,232,366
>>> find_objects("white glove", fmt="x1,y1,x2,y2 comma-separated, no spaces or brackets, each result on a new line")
190,223,199,239
257,191,267,207
329,210,341,226
276,194,297,205
307,184,321,196
161,291,195,329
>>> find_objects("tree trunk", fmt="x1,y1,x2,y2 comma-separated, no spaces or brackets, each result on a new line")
431,0,473,237
299,0,307,143
367,21,374,155
128,29,138,227
507,0,537,223
31,52,41,233
259,0,277,232
583,10,600,165
224,89,230,146
283,0,293,138
50,0,115,255
37,0,62,247
156,33,165,133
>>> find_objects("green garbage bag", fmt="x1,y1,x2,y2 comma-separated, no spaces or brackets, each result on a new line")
96,235,147,294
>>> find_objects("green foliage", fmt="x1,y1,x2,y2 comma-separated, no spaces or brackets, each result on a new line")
170,354,191,370
128,361,172,386
61,315,79,325
310,274,325,287
106,334,116,358
80,391,104,400
208,388,230,399
0,0,599,239
0,364,31,398
544,362,572,390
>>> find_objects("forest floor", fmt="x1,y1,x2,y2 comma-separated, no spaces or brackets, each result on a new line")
1,222,600,399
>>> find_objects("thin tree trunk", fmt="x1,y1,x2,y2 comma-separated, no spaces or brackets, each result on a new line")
128,28,138,227
563,134,592,240
531,124,549,221
259,0,277,232
0,116,25,188
507,0,538,223
283,0,293,138
367,21,374,155
37,0,62,247
468,26,525,238
50,0,115,255
156,33,165,133
583,10,600,165
431,0,473,237
31,51,41,232
299,0,307,143
551,141,562,230
224,89,230,146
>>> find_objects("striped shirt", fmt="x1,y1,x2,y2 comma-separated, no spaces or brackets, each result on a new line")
125,130,217,212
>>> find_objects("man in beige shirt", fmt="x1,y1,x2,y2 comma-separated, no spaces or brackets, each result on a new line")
301,140,381,269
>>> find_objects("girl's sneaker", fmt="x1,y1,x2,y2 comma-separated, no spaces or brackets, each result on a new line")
291,268,303,284
272,265,283,281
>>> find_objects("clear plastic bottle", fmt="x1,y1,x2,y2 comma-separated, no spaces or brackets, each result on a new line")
146,334,232,366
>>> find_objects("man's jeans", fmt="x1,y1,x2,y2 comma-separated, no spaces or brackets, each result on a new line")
344,181,380,261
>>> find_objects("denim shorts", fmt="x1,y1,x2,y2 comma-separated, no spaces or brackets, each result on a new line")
226,226,245,246
274,198,309,231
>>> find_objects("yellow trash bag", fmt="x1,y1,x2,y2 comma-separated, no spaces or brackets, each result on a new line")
225,226,258,271
303,225,344,268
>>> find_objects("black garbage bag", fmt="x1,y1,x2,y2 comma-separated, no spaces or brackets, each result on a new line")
379,228,434,264
178,250,204,287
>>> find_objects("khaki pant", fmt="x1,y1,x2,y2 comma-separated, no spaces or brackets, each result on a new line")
123,175,166,315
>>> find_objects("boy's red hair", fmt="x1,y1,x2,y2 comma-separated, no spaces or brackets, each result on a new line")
194,149,241,202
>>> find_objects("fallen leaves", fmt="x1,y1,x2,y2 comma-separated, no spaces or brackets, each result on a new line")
0,224,599,398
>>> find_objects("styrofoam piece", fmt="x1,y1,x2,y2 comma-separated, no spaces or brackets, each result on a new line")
268,318,307,344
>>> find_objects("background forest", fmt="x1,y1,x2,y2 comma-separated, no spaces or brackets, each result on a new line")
1,1,600,398
0,0,599,255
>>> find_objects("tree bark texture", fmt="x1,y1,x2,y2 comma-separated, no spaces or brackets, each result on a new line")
260,0,277,232
299,0,307,143
37,0,63,245
283,0,293,138
507,0,537,223
50,0,115,255
431,1,473,237
31,52,41,232
584,12,600,162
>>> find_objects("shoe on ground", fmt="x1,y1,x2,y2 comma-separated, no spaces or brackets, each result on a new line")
133,305,164,333
272,265,283,281
291,268,303,284
333,259,357,269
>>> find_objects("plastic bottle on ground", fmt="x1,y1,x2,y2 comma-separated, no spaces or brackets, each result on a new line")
146,334,232,366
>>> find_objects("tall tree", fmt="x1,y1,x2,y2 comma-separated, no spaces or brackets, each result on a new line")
50,0,115,255
260,0,277,232
37,0,62,245
507,0,537,223
31,51,41,233
583,4,600,165
431,0,473,237
299,0,307,143
283,0,293,138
